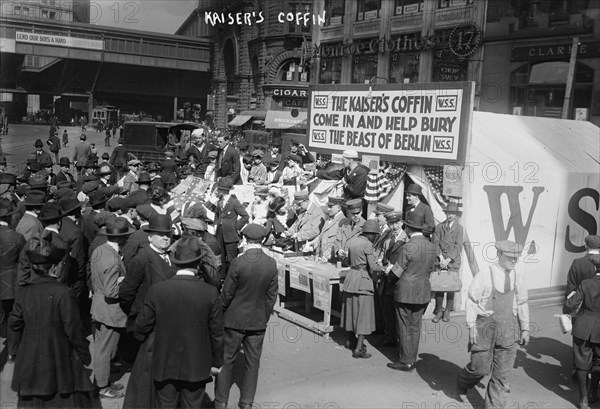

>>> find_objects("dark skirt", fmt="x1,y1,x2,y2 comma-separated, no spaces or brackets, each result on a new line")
18,391,95,409
341,292,376,336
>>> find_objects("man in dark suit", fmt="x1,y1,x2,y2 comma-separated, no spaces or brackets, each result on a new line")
119,214,176,319
121,204,154,265
565,235,600,297
133,236,224,408
211,177,249,278
47,132,61,164
216,135,241,185
109,138,128,180
386,211,437,372
72,134,91,177
215,224,278,409
32,139,53,166
55,157,76,186
404,183,436,238
81,191,108,247
0,200,25,327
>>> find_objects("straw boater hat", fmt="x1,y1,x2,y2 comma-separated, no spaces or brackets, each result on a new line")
98,217,136,237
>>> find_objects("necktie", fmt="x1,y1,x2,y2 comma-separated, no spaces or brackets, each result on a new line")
504,270,511,293
161,252,171,266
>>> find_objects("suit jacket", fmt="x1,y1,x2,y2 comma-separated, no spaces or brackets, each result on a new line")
109,145,129,167
33,150,53,164
0,226,25,300
311,211,344,260
48,135,61,153
566,254,596,296
8,277,93,396
59,217,87,283
390,234,437,304
404,202,435,236
565,274,600,343
215,195,249,244
221,248,278,330
90,242,128,327
81,209,99,247
216,145,241,185
17,229,69,291
72,142,91,167
122,228,150,265
118,245,176,317
288,203,325,242
55,170,76,185
134,275,224,382
433,220,464,270
15,212,43,242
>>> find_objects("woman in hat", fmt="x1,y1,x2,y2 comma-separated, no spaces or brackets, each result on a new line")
8,243,97,408
341,219,383,358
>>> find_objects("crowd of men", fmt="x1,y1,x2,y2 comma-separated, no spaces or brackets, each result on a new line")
0,125,597,409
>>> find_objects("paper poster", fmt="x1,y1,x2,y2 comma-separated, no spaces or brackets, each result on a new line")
276,260,287,296
232,184,256,205
362,154,380,174
312,273,330,312
289,265,311,293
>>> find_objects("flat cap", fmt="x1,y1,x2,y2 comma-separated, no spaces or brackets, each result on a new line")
384,211,403,224
180,217,207,232
128,159,142,166
252,149,264,158
242,223,267,240
345,198,363,213
107,197,125,212
495,240,524,257
374,202,394,215
136,204,156,221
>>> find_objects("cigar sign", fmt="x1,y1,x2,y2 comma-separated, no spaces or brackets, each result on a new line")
308,82,474,165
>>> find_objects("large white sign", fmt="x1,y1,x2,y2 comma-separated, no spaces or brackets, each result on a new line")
308,82,473,165
15,31,103,51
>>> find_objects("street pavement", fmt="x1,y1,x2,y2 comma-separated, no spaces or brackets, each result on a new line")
0,125,588,409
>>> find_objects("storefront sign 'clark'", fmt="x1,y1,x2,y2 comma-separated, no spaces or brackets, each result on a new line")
308,82,473,165
484,185,599,254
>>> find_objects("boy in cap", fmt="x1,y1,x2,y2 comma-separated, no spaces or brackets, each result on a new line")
333,198,365,266
432,203,465,323
215,224,277,409
265,160,282,184
248,150,267,185
457,240,530,406
289,140,314,165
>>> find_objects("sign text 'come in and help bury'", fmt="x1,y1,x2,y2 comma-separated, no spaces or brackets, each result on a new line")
308,82,474,165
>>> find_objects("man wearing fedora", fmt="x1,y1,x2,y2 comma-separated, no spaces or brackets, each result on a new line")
284,190,325,246
216,134,241,185
90,217,134,399
119,214,176,319
457,240,530,408
333,198,366,267
32,139,53,166
404,183,435,238
307,196,345,262
180,217,221,264
132,236,224,409
387,211,437,372
16,190,45,241
109,138,129,181
73,134,91,178
122,159,142,194
432,202,465,323
211,177,249,278
55,157,76,186
316,149,370,218
215,224,278,409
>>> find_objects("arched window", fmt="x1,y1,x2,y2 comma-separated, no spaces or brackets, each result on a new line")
276,59,310,82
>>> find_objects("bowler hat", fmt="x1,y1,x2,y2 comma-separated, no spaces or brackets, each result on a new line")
34,139,44,147
58,157,71,166
26,244,66,265
88,191,108,209
362,219,381,235
180,217,207,232
402,210,425,230
327,196,344,206
444,203,460,214
98,217,136,237
142,214,173,234
0,173,17,186
495,240,524,258
345,198,362,214
405,184,422,196
23,190,46,207
374,202,394,215
172,236,205,265
38,203,63,222
216,177,233,191
242,223,267,240
59,197,82,215
137,172,152,184
268,196,286,214
384,211,403,224
293,190,309,203
584,235,600,250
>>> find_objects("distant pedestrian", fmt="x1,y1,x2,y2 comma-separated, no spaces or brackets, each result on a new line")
62,129,68,147
457,240,530,408
73,134,91,178
105,127,111,147
47,132,61,164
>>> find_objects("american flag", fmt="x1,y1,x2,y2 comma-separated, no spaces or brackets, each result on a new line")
423,165,463,212
365,162,406,203
168,176,214,211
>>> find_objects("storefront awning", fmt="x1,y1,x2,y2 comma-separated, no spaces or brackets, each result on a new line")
228,115,252,127
265,110,307,130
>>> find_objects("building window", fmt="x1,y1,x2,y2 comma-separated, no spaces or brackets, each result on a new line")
394,0,422,15
14,5,21,15
277,60,310,83
320,58,342,84
439,0,472,8
23,7,30,16
357,0,381,21
389,53,419,83
352,54,378,84
288,3,312,33
325,0,345,25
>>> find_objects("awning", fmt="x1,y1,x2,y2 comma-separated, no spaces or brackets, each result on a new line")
228,115,252,127
239,110,267,119
265,110,308,130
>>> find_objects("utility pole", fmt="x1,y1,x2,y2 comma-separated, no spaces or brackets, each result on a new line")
562,37,578,119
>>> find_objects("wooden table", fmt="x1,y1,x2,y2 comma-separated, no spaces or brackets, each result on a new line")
265,248,347,339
